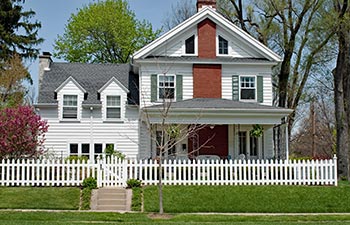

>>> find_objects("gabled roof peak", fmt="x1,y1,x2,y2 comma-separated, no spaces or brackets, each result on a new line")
132,7,281,62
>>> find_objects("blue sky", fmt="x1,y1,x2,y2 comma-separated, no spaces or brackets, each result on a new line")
23,0,194,98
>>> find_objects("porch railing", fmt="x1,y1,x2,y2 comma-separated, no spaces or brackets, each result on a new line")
0,156,338,187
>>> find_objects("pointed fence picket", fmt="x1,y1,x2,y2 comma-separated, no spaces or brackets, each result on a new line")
0,155,338,187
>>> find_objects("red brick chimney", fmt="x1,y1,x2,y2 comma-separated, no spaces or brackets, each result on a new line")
197,0,216,11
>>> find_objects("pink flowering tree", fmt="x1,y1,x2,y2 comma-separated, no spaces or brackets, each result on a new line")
0,106,49,160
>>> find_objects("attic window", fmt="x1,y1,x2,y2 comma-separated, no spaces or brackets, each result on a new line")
185,35,195,54
219,36,228,55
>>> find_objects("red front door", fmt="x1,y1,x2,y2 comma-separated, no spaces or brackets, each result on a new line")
188,125,228,159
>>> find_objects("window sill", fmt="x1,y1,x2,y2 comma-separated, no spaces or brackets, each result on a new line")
60,119,81,123
103,119,125,124
217,54,230,57
182,53,197,56
239,99,258,103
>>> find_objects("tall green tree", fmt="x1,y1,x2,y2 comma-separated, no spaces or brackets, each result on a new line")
0,0,43,61
54,0,160,63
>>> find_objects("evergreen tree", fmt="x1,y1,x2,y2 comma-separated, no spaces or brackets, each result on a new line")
0,0,43,61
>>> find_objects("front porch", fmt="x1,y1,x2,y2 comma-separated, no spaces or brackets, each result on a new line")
149,124,275,161
141,98,293,161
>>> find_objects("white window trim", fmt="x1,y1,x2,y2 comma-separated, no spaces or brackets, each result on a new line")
105,95,122,121
182,33,198,56
68,142,116,159
102,94,124,122
157,74,176,102
237,129,261,159
216,34,230,56
60,94,81,121
239,75,257,102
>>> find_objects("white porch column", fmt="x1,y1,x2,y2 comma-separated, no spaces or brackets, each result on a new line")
285,123,289,160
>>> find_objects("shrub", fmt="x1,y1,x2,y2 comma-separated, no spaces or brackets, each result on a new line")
104,145,126,160
127,179,142,188
65,155,88,163
0,106,49,160
82,177,97,189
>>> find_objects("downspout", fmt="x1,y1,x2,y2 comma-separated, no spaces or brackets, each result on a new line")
90,107,94,160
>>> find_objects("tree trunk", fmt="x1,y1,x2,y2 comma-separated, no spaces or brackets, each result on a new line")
334,24,350,179
158,156,164,214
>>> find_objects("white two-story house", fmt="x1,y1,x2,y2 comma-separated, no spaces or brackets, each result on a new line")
36,0,291,160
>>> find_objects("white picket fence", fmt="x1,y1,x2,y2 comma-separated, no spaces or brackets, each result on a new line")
0,155,338,187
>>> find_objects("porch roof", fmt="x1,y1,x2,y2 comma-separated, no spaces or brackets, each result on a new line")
143,98,292,125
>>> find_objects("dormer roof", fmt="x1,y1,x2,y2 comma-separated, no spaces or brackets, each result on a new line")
55,76,87,93
38,63,139,105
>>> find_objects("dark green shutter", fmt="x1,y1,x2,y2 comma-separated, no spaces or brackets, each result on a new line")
151,74,157,102
257,75,263,103
232,75,239,101
176,75,183,101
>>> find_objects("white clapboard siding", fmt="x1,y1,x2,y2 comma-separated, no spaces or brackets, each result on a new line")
41,107,139,159
0,156,338,187
139,64,193,107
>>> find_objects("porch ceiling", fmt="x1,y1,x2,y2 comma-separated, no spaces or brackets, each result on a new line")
143,98,292,125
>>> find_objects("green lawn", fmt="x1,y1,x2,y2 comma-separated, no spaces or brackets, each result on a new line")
143,182,350,213
1,212,350,225
0,187,80,210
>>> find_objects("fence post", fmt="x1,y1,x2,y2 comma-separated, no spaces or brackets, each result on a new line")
97,158,101,188
333,155,338,186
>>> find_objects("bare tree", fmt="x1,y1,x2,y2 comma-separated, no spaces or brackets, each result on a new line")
139,59,214,214
333,0,350,179
162,0,196,31
0,54,29,108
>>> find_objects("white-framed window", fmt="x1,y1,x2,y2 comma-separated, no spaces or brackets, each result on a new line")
106,95,121,119
69,143,78,156
240,76,256,100
63,95,78,119
81,143,90,159
68,143,116,160
238,131,259,159
218,36,228,55
185,35,195,54
158,75,175,101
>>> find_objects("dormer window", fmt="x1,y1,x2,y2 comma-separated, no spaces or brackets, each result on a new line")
218,36,228,55
63,95,78,119
106,95,121,119
185,35,195,54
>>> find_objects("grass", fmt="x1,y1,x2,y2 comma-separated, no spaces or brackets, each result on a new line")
143,181,350,213
132,187,142,211
80,188,92,210
0,187,80,210
1,212,350,224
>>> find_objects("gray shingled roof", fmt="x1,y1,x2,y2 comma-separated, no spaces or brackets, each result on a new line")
145,98,289,111
137,56,270,63
38,63,139,105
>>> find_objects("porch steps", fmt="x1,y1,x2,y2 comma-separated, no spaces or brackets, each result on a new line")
91,187,131,211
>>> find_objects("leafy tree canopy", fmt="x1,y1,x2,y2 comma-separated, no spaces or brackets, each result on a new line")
0,54,28,108
0,0,43,61
54,0,161,63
